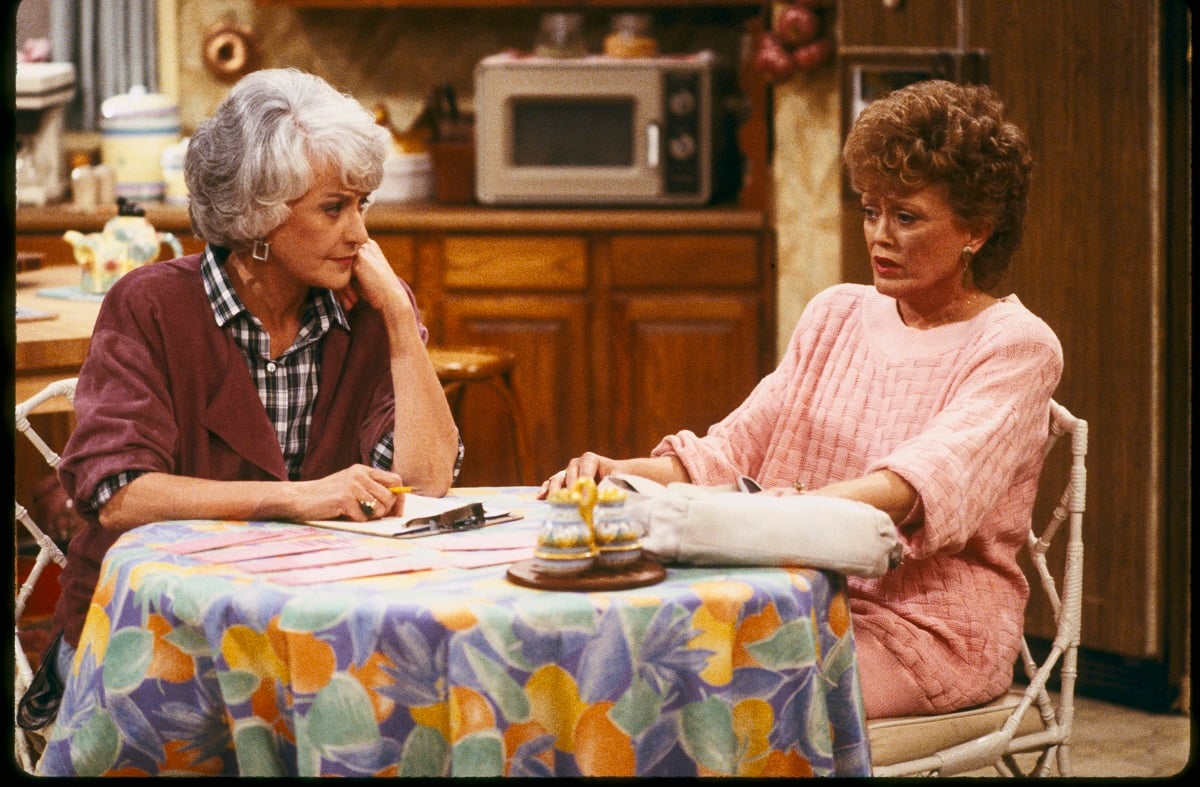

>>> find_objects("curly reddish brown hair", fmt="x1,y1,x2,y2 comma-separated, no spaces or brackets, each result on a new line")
843,80,1033,290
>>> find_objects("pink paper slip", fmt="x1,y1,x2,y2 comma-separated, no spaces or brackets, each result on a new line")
191,535,340,564
443,547,535,569
419,530,535,551
162,527,316,555
226,545,378,573
267,553,447,585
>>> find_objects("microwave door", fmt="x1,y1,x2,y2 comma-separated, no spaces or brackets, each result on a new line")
474,60,670,205
506,95,661,203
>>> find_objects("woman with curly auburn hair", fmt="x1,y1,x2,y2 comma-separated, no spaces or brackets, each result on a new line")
543,79,1062,719
843,79,1034,292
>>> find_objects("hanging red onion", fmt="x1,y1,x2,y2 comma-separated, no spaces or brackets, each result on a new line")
754,33,798,82
776,5,821,48
792,37,835,71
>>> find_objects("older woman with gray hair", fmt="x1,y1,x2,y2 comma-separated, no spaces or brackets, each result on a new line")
27,69,460,724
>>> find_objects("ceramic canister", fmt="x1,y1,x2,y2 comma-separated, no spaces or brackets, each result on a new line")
594,492,642,569
534,498,596,575
101,86,181,202
160,137,190,205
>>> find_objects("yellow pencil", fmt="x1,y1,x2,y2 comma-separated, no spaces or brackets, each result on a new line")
389,486,413,494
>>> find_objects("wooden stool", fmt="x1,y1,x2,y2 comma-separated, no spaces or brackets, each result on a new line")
427,345,535,485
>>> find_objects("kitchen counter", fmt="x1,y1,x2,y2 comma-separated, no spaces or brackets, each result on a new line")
15,200,775,488
17,201,769,236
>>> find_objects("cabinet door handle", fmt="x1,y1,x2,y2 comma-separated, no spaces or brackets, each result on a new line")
647,123,660,168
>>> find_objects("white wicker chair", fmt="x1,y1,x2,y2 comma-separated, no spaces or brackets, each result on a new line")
868,399,1087,777
13,378,77,773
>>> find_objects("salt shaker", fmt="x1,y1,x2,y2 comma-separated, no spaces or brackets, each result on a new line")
594,487,642,569
93,163,117,208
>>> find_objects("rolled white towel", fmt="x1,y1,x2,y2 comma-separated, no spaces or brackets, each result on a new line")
607,474,902,578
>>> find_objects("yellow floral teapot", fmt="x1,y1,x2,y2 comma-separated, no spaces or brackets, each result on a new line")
64,198,182,294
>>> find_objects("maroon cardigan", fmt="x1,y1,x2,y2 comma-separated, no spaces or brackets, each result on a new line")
53,254,415,647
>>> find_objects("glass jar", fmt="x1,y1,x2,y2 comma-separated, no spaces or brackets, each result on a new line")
604,13,658,58
535,12,586,58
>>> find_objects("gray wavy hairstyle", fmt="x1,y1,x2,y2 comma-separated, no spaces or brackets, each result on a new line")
185,68,390,253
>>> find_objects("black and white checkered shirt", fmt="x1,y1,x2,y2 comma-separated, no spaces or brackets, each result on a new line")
92,246,396,509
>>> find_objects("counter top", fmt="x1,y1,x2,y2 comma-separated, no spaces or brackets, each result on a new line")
17,202,770,234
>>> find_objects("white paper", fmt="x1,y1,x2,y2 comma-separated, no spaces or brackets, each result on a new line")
305,494,484,538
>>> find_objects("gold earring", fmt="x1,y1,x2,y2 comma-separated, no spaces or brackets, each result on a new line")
252,240,270,262
960,246,975,286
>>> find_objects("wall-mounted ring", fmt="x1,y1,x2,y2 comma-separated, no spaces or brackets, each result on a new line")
202,23,261,83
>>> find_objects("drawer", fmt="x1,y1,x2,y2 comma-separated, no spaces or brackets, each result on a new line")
609,234,760,288
443,235,587,290
374,234,416,281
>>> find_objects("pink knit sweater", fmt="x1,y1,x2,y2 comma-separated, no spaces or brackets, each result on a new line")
652,283,1063,715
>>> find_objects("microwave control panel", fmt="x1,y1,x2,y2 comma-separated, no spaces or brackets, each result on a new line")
662,70,703,196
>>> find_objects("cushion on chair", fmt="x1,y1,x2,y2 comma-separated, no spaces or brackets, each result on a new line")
867,688,1046,767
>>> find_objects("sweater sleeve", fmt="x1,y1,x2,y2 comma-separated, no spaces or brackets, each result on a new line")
58,273,182,508
354,276,428,467
868,319,1063,559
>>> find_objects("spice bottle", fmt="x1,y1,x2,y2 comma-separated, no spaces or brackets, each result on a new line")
535,12,586,58
70,152,97,209
93,163,117,208
604,13,658,58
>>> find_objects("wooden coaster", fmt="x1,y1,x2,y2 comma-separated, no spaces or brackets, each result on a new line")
506,554,666,592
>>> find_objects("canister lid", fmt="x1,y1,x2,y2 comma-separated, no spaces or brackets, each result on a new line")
101,85,179,120
15,61,75,109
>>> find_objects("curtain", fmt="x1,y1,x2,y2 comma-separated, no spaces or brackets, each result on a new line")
50,0,159,131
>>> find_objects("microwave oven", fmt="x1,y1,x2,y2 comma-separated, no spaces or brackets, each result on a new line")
473,51,739,206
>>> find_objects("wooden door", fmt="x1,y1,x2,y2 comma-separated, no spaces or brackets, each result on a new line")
608,293,762,458
437,234,591,485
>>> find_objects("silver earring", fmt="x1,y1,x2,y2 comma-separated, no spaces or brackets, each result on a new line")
960,245,974,267
252,240,270,262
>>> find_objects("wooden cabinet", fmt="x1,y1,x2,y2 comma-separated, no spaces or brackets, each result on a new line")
433,233,592,484
603,233,765,457
411,213,774,485
17,205,774,489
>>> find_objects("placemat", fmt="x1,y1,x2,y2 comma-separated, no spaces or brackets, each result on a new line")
16,306,59,323
36,286,106,303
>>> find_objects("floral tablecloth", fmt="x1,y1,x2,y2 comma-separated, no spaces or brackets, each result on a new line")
37,487,871,777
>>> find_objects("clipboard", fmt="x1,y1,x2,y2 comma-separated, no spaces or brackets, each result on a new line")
307,495,518,539
393,501,486,538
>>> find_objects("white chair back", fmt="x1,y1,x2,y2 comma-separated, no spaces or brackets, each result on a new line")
13,378,77,773
868,399,1087,776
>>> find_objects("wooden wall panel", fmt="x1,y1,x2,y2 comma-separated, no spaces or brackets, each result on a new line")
973,0,1160,659
838,0,961,48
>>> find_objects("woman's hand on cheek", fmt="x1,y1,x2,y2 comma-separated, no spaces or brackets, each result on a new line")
351,239,410,314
